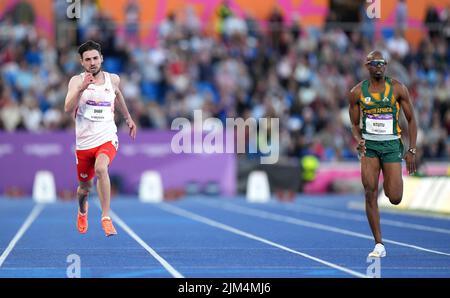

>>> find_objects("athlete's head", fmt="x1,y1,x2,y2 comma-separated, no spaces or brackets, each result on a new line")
78,40,103,75
365,50,387,80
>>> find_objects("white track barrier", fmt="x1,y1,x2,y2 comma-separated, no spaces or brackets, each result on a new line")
139,171,163,203
379,176,450,213
246,171,271,203
32,170,57,203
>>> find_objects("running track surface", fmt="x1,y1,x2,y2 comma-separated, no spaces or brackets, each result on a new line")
1,195,449,278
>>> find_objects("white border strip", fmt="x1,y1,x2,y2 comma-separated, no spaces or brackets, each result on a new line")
0,204,44,268
157,203,367,278
199,200,450,257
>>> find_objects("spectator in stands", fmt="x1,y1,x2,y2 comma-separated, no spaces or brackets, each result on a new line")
387,29,410,60
424,5,440,39
124,0,140,47
395,0,408,32
0,1,448,164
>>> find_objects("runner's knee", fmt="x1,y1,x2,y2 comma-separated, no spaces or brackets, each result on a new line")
387,194,402,205
384,187,402,205
77,185,91,196
364,189,378,203
363,183,378,197
95,165,108,178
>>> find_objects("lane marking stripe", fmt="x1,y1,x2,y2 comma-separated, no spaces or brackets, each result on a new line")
268,201,450,235
157,203,368,278
106,206,184,278
0,204,44,268
198,200,450,257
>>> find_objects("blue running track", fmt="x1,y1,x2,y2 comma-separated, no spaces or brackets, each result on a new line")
1,195,449,278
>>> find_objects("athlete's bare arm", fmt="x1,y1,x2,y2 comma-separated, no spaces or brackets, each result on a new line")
349,82,366,156
393,79,417,174
64,73,95,113
111,74,137,140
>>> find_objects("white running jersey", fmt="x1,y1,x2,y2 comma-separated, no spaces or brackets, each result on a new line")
75,71,118,150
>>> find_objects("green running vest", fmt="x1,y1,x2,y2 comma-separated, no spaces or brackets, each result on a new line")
359,76,401,140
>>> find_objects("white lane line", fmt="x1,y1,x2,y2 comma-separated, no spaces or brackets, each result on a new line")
157,203,368,278
267,201,450,235
0,204,45,268
104,205,184,278
197,200,450,257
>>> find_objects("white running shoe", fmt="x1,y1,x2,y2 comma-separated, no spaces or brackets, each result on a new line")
368,243,386,258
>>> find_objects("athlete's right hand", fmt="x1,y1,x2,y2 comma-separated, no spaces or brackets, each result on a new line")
80,73,95,91
357,139,366,158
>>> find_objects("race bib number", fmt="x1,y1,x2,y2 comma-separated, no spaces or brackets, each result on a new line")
365,114,393,134
83,100,113,122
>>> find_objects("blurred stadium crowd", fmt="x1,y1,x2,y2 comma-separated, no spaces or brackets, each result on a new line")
0,1,449,162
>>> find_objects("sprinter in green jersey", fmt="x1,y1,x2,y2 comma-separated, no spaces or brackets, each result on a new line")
349,50,417,258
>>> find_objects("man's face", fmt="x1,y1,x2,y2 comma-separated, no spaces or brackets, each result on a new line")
366,58,387,79
80,49,102,74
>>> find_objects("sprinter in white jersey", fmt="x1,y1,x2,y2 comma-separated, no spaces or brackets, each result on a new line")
64,40,137,236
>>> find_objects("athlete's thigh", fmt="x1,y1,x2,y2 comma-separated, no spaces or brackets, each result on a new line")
361,156,381,191
94,153,110,170
76,149,96,182
95,141,117,168
381,162,403,197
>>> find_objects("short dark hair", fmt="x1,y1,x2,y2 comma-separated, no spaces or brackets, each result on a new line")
78,40,102,58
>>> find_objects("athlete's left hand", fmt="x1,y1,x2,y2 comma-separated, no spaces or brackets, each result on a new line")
126,117,137,140
405,152,416,175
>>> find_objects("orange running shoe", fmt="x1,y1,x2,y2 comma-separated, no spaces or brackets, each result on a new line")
101,217,117,237
77,202,88,234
